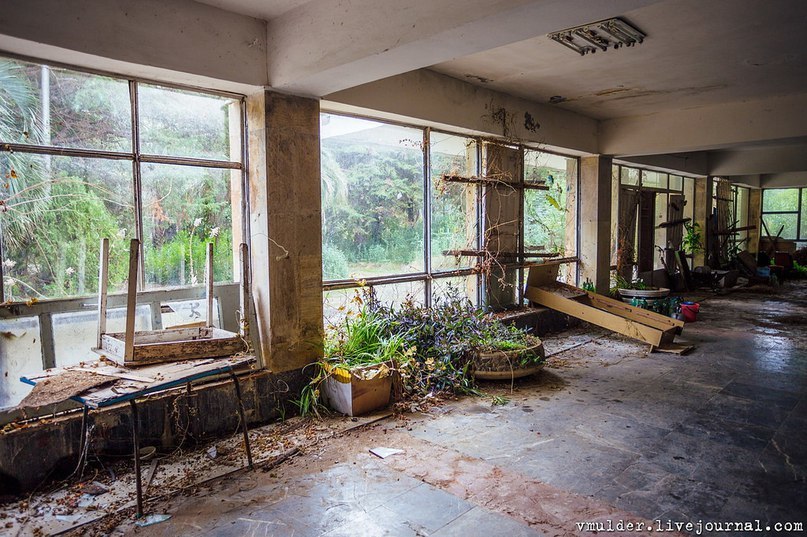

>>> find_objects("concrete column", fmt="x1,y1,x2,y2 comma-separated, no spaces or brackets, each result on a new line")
578,156,612,294
747,188,762,254
484,143,520,309
246,91,324,372
693,177,710,267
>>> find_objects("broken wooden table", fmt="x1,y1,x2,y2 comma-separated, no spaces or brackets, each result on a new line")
20,355,256,518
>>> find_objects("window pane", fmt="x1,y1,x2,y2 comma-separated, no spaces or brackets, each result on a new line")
0,58,132,151
430,133,477,271
53,306,151,368
683,177,695,223
642,171,667,190
802,190,807,240
323,288,359,329
0,316,42,408
762,188,799,212
139,84,241,162
669,175,683,191
162,298,220,329
524,152,570,183
321,114,425,279
654,193,668,270
523,150,574,256
621,167,639,186
762,213,798,240
0,153,135,301
432,275,478,306
372,280,426,308
141,163,239,288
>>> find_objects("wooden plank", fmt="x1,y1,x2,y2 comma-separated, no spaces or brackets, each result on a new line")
582,290,684,332
124,239,140,363
653,342,695,355
97,237,110,349
206,242,214,328
525,286,665,347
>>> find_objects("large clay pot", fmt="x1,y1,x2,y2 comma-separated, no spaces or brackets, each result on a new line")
472,339,545,380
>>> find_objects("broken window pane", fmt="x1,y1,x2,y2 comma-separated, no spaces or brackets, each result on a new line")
321,114,425,279
139,84,240,162
141,163,238,288
0,153,135,301
0,58,132,152
430,133,478,271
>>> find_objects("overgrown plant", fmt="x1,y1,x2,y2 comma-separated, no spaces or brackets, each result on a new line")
683,222,704,254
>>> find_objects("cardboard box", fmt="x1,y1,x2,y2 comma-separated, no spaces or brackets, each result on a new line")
321,361,393,417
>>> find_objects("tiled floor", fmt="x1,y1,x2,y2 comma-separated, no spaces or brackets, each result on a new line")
109,283,806,536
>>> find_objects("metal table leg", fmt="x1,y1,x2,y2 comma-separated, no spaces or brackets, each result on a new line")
229,372,254,469
130,399,143,517
74,405,90,477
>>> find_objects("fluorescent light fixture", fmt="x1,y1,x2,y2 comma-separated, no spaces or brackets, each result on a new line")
549,17,645,56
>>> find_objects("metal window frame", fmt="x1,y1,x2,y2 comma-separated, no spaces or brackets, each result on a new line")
761,187,804,241
0,53,248,374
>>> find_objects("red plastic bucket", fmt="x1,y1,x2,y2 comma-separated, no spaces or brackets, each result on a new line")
681,302,699,322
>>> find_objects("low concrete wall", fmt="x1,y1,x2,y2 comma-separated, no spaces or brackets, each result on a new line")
0,368,307,495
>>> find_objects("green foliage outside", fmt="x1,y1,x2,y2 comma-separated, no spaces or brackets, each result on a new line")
523,159,569,255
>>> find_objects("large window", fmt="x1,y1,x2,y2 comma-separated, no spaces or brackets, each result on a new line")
761,187,806,249
0,56,244,409
612,165,697,277
320,113,578,321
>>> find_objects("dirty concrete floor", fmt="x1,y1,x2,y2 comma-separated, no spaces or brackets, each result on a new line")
98,283,806,536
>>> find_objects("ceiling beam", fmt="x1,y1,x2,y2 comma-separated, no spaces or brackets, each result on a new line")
324,69,598,154
599,92,807,157
267,0,662,96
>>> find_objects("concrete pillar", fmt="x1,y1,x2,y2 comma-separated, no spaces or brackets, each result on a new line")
563,158,579,283
747,188,762,254
484,143,520,309
578,156,612,294
246,91,324,372
693,177,710,267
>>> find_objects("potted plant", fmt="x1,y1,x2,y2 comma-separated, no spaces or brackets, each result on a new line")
612,274,670,304
471,323,545,380
306,307,404,417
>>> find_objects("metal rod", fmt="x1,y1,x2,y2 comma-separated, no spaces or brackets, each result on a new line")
239,243,249,338
97,238,109,349
139,153,242,170
0,142,134,161
230,372,253,469
130,399,143,517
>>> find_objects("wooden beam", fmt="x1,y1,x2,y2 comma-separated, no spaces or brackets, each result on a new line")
206,244,215,327
124,239,140,363
580,288,684,331
525,285,665,347
441,174,549,190
96,237,110,349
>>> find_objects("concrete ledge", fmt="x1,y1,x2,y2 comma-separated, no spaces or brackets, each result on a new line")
496,305,579,336
0,368,307,495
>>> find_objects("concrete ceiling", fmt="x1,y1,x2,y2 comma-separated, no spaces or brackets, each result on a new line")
193,0,311,20
431,0,807,121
